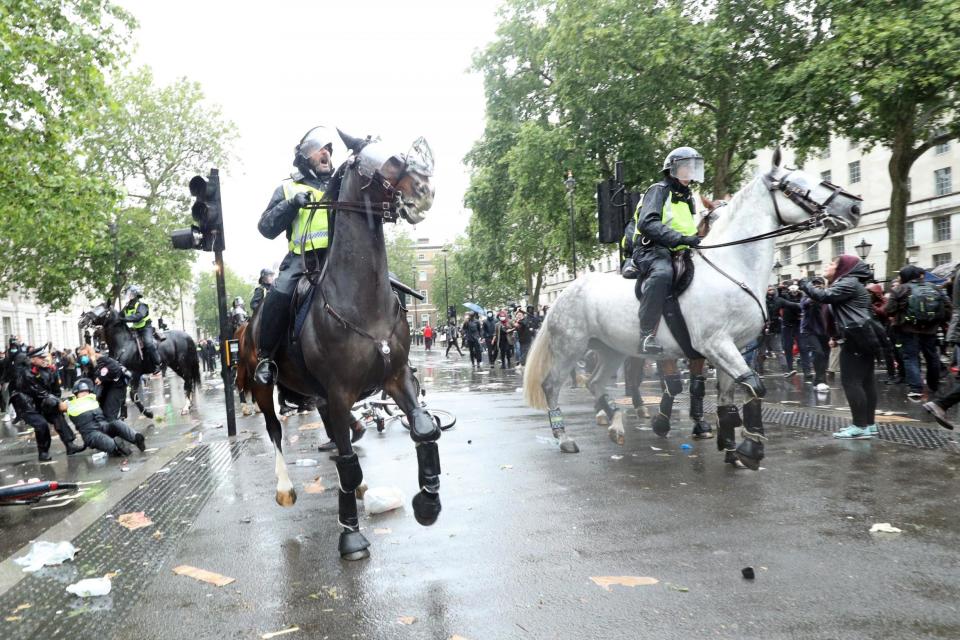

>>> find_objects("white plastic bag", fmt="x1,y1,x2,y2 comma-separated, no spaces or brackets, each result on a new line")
294,459,319,467
14,541,77,572
66,577,112,597
363,487,404,515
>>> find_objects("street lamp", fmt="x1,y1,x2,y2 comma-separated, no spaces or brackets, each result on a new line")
854,238,872,260
441,246,450,321
565,170,577,279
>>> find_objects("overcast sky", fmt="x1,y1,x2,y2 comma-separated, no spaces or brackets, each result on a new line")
118,0,501,281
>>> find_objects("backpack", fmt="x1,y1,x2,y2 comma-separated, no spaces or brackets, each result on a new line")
905,282,945,325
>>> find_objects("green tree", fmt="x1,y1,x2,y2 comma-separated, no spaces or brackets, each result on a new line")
385,227,417,286
0,0,134,307
193,267,255,338
783,0,960,278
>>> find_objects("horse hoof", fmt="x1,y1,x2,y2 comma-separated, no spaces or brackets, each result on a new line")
595,411,610,427
355,482,368,500
338,530,371,560
734,439,763,471
725,451,747,469
651,414,671,437
180,407,190,416
559,439,580,454
608,426,625,446
142,410,154,419
692,423,714,439
412,490,441,526
275,488,297,507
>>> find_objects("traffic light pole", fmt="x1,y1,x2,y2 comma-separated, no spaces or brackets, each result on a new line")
214,250,236,437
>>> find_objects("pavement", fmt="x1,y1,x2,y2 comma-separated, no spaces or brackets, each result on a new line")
0,352,958,639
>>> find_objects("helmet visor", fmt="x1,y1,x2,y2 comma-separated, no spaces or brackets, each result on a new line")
671,157,704,183
298,127,334,160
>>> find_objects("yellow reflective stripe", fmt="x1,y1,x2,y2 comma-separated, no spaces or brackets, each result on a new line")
663,198,696,251
124,306,150,330
282,180,328,253
67,394,100,417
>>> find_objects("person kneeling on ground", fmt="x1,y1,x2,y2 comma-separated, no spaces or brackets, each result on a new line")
67,378,146,457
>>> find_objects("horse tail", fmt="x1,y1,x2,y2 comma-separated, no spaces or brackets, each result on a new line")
183,334,202,392
235,323,251,394
523,315,554,410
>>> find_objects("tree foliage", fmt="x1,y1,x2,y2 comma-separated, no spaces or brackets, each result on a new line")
193,267,255,338
782,0,960,277
384,227,418,286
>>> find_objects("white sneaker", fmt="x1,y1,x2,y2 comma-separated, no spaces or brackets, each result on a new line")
815,383,830,392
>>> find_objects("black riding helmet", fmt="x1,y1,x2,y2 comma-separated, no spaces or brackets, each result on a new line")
73,377,95,394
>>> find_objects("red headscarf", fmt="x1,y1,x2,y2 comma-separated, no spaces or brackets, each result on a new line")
830,254,861,283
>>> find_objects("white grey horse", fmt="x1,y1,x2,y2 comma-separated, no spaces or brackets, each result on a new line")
523,150,862,468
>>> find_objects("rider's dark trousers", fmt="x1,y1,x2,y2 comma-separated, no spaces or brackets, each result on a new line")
137,327,161,372
259,250,327,357
633,246,673,335
78,418,138,455
99,382,127,421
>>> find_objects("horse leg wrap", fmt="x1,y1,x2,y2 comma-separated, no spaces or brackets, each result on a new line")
335,453,364,493
735,398,765,470
548,408,566,439
734,370,767,399
689,375,712,438
337,488,371,559
594,394,616,422
652,374,682,437
337,489,360,531
413,441,442,526
716,404,741,452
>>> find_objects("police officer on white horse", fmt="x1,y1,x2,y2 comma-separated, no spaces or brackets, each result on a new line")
254,126,335,384
632,147,705,354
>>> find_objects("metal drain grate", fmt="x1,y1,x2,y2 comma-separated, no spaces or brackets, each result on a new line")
0,440,244,640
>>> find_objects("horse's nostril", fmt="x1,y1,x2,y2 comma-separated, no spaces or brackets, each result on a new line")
850,205,860,216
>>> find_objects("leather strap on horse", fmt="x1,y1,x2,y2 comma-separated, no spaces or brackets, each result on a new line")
324,302,397,374
694,249,768,324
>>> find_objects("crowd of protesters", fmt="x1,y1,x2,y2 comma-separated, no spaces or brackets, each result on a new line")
752,254,959,438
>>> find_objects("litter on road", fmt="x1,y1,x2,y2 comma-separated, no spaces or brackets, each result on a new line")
66,577,112,597
261,626,300,639
172,565,236,587
869,522,903,533
14,541,77,572
117,511,154,531
364,487,404,514
590,576,659,590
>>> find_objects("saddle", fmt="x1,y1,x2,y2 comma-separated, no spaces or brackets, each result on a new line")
632,251,703,360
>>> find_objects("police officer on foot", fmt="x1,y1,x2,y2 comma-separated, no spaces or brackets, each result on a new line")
632,147,705,354
254,126,335,385
77,345,130,421
67,378,145,457
10,349,84,460
120,285,162,374
250,268,275,313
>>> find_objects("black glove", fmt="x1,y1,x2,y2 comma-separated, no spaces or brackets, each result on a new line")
680,235,701,247
289,191,311,209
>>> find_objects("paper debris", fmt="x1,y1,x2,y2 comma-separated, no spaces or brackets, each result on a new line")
398,616,417,625
610,455,623,460
261,627,300,639
12,603,31,612
373,528,392,535
5,616,22,622
172,565,235,587
869,522,903,534
117,512,153,531
650,446,662,451
590,576,659,590
298,422,324,431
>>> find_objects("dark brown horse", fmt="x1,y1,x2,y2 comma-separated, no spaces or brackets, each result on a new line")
238,131,437,560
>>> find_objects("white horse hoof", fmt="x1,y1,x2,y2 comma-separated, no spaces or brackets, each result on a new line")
275,488,297,507
595,410,609,426
180,407,190,415
608,425,625,446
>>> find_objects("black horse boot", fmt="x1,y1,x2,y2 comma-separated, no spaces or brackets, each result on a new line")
735,398,765,470
689,375,713,439
254,290,291,385
716,404,744,467
652,374,682,436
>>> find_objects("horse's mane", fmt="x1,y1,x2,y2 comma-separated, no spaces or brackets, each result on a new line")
705,172,764,237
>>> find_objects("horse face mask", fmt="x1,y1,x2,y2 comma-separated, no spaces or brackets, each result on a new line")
356,138,436,225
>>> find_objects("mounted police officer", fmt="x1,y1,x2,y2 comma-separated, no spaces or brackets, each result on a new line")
231,296,248,332
250,268,275,313
120,284,162,374
254,126,334,385
632,147,705,354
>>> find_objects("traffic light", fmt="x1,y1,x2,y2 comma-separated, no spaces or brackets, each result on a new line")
170,168,224,252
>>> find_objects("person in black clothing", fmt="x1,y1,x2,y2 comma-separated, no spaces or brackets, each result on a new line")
10,350,84,460
444,319,463,357
800,277,831,390
77,345,129,421
462,312,483,368
755,286,783,375
250,268,275,313
774,284,811,379
800,255,879,439
515,309,535,366
482,310,497,368
67,378,145,457
494,311,515,369
631,147,705,354
254,126,335,385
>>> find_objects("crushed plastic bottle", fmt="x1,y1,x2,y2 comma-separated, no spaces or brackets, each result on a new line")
66,576,112,597
91,451,108,464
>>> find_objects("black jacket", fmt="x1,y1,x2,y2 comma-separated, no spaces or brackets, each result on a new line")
90,355,126,385
773,293,803,327
482,317,497,340
258,173,330,245
634,178,697,250
462,319,482,342
251,283,271,312
800,261,874,335
764,293,782,334
884,277,952,335
11,362,54,409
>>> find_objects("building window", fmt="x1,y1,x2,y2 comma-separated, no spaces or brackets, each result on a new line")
832,236,845,258
781,273,791,283
906,221,915,247
935,167,952,196
848,160,861,184
2,317,11,340
418,253,425,261
819,146,831,160
780,245,791,265
935,140,951,155
26,319,35,345
62,321,68,345
806,241,819,262
935,215,952,242
419,290,428,303
848,139,857,150
933,253,952,267
821,170,832,183
420,313,429,325
418,271,427,282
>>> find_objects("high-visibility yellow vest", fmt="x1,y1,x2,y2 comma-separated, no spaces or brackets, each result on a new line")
632,190,697,252
282,180,328,254
68,394,100,417
124,304,150,330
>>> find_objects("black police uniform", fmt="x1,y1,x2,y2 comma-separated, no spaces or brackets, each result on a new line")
87,354,128,421
10,358,81,459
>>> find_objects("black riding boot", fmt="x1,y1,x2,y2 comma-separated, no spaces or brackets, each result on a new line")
254,290,292,385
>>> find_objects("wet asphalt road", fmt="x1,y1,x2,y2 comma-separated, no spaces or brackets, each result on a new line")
3,351,960,639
